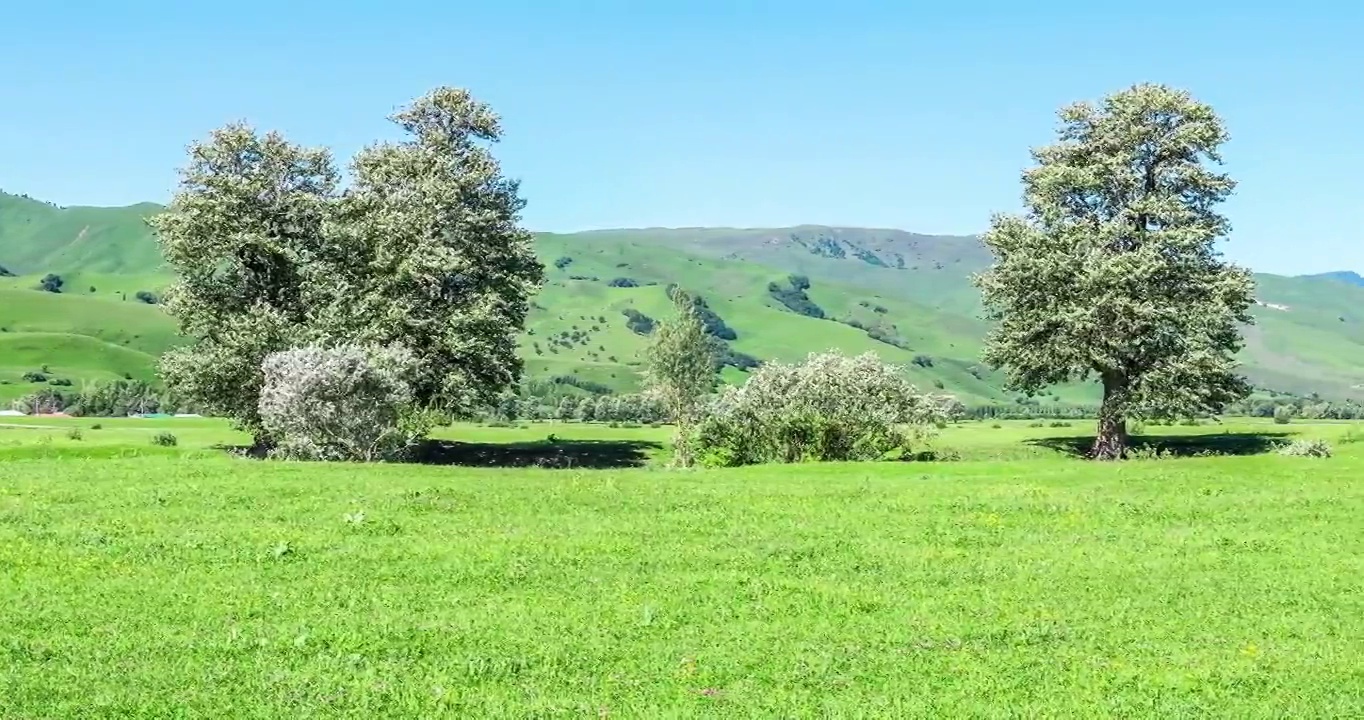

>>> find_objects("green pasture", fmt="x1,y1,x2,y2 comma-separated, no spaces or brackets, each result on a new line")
2,418,1362,714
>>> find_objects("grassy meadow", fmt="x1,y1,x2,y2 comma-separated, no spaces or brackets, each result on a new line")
2,417,1363,716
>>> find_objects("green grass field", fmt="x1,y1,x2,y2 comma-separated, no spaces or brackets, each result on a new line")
2,417,1362,716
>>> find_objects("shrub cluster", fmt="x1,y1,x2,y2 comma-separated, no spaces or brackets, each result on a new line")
622,308,655,335
258,345,434,462
691,350,948,466
766,274,825,319
1277,438,1331,458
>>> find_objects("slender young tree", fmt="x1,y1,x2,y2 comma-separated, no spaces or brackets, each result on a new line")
645,291,717,466
974,83,1255,459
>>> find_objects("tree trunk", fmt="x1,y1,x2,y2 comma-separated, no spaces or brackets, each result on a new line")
1091,374,1128,460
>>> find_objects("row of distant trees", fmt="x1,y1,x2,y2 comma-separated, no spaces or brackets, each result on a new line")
76,81,1274,463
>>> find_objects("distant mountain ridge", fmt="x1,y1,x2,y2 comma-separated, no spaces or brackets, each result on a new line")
3,189,1364,404
1304,270,1364,287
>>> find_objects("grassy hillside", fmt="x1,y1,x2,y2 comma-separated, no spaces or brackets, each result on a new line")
0,288,174,403
2,191,1362,404
0,192,163,276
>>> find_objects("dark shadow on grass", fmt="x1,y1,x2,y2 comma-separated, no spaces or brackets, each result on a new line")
216,438,661,469
410,438,661,469
1028,431,1291,459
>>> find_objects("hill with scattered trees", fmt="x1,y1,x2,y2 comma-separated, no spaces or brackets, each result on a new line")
3,199,1364,408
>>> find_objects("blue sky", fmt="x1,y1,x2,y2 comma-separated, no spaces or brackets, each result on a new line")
1,1,1359,274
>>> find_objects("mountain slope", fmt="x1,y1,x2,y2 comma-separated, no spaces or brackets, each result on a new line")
0,192,164,276
1303,271,1364,288
2,191,1362,404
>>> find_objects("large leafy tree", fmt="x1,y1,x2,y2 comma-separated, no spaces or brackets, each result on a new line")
321,88,543,415
150,87,543,446
974,83,1255,459
150,126,337,445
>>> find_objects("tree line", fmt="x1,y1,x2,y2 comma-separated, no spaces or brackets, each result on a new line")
9,82,1274,463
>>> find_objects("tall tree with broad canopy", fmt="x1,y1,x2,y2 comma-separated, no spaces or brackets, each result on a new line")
321,88,544,415
974,83,1255,459
150,126,337,446
150,88,543,447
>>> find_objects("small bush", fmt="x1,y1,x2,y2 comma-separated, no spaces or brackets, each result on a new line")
1277,439,1331,458
991,423,1002,429
258,344,432,462
622,308,655,335
152,431,178,447
692,350,947,466
1126,445,1173,461
1272,406,1294,425
1340,427,1364,445
90,423,103,430
1048,420,1072,428
1028,421,1044,428
66,428,83,441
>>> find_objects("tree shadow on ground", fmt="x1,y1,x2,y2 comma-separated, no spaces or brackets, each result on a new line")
216,438,661,468
1027,431,1291,459
409,438,661,469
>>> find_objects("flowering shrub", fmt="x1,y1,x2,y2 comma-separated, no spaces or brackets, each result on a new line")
1277,438,1331,458
258,344,431,462
691,350,950,466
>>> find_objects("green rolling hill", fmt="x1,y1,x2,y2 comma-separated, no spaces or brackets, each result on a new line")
2,189,1362,407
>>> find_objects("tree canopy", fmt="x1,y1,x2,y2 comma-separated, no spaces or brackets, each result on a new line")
150,87,543,446
974,83,1255,459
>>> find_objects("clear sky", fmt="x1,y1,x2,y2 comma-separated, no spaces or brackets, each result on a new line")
1,0,1358,274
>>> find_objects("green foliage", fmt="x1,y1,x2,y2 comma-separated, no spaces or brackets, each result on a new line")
549,375,612,395
693,350,947,466
767,274,825,318
1273,405,1294,424
258,345,432,462
151,431,178,447
608,277,639,287
975,84,1255,459
645,291,717,466
1277,438,1331,457
621,308,655,335
665,285,738,340
9,190,1364,408
150,87,541,447
10,388,70,414
39,273,63,293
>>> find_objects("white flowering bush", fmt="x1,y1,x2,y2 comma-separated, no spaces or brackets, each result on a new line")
1277,438,1331,458
691,350,950,466
258,344,432,462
